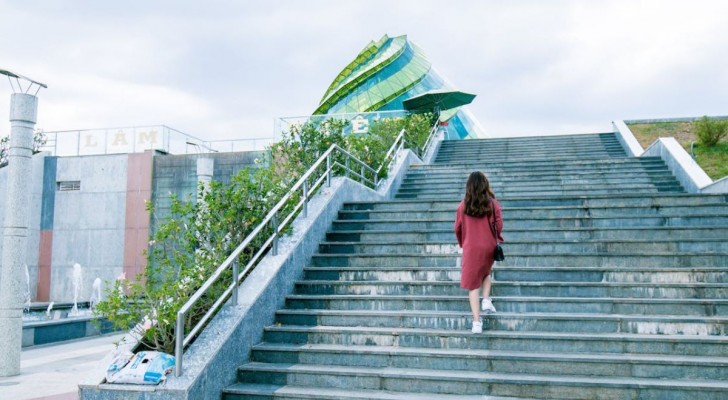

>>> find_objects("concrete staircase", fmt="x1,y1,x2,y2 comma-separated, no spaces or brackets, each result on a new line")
224,133,728,399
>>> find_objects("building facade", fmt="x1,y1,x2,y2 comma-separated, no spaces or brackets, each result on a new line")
314,34,485,139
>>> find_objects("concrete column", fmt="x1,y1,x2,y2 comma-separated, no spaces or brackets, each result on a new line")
196,157,214,203
0,93,37,376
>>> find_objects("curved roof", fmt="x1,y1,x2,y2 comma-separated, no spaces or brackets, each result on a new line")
313,34,485,139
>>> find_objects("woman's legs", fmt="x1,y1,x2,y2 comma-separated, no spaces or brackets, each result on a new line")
468,289,480,321
482,274,492,299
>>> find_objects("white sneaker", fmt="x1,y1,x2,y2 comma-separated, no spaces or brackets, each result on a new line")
471,319,483,333
481,298,497,314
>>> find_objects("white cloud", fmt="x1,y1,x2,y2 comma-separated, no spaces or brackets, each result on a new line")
0,0,726,140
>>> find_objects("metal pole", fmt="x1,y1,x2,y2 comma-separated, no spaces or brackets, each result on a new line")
360,165,364,184
346,155,350,178
272,212,279,255
326,154,331,187
232,259,239,306
175,314,184,376
302,180,308,218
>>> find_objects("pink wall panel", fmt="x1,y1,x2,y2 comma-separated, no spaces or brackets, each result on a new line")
123,151,153,281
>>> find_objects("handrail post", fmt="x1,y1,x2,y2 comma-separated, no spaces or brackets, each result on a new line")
302,180,308,218
360,165,364,184
175,312,184,376
346,155,350,178
272,212,279,255
232,259,239,306
326,154,331,187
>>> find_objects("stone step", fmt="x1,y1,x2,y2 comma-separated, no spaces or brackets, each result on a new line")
406,166,672,179
250,342,728,380
435,151,626,163
311,253,728,268
303,266,728,284
435,145,624,154
435,148,626,157
401,173,678,185
437,142,624,150
234,362,728,398
293,280,728,299
414,156,664,169
435,151,626,160
262,325,728,357
402,174,676,187
326,226,728,242
438,141,623,151
439,136,621,146
285,295,727,316
331,215,728,230
444,132,615,141
224,383,531,400
410,163,670,175
395,187,684,200
434,152,627,163
398,179,680,192
439,133,619,146
342,194,728,210
274,309,728,335
396,183,683,195
437,141,624,150
318,240,728,255
338,205,728,220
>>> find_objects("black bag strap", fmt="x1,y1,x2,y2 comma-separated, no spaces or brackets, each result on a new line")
488,207,499,243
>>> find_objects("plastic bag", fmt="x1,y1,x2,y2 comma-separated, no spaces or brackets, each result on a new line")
106,351,175,385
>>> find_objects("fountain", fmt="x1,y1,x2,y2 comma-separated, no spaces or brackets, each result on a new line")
69,263,83,317
19,266,117,347
23,264,31,312
90,278,102,310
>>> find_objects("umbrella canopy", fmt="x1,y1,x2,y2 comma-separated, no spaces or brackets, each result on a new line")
402,89,476,113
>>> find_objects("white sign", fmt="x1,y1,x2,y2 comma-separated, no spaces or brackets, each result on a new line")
351,115,369,134
82,128,160,154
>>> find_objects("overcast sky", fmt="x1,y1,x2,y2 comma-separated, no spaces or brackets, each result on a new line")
1,0,726,141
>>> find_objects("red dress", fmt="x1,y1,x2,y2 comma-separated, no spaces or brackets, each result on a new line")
454,199,504,290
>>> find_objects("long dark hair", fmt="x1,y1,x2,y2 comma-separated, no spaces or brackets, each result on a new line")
464,171,495,217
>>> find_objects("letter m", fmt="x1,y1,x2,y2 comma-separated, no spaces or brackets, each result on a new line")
138,130,158,145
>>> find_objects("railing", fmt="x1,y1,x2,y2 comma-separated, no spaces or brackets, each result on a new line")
38,125,274,157
420,118,442,159
174,129,407,376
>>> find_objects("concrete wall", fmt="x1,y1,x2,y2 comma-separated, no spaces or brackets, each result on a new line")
150,151,262,230
50,154,129,303
2,149,265,305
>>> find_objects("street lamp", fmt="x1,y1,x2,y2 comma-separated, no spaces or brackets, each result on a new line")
0,67,47,377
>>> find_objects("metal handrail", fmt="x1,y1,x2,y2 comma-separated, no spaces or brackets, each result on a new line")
374,129,406,184
421,118,442,158
174,140,398,376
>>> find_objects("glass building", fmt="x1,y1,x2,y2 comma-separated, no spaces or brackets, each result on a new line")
314,34,486,139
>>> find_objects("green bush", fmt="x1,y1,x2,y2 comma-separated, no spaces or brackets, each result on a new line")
695,116,727,147
95,113,434,353
0,129,48,167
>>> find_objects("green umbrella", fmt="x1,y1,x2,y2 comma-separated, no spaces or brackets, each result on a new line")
402,89,476,114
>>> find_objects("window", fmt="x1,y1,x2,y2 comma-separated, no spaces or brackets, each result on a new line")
57,181,81,191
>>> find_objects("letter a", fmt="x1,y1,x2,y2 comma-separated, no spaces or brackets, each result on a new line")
112,131,128,146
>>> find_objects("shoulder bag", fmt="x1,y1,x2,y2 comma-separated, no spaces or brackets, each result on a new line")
489,211,505,261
